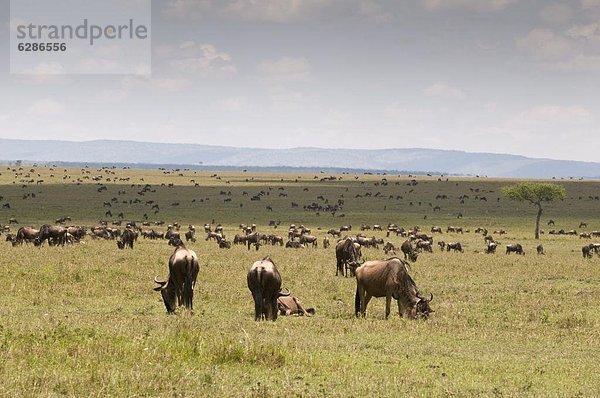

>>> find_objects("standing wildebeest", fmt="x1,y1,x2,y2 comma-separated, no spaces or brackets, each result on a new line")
245,232,262,250
299,234,318,248
185,230,196,242
322,236,330,249
116,228,136,249
336,238,361,277
506,243,525,255
485,242,498,254
537,244,545,255
247,256,290,321
431,226,442,233
446,242,464,253
400,240,419,262
277,295,316,316
37,225,67,246
581,243,599,258
153,245,200,313
354,258,433,319
15,226,39,245
383,242,397,255
327,229,341,238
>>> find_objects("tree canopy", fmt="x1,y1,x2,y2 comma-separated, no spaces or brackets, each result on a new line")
501,183,566,239
501,183,566,204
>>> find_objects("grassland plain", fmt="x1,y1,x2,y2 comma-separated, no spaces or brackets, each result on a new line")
0,166,599,397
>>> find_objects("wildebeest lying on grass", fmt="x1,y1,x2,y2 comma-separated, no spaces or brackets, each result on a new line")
153,244,200,314
247,256,290,321
277,295,316,317
354,257,433,319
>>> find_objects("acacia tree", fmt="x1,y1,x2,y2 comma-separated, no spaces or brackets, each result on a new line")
501,183,566,239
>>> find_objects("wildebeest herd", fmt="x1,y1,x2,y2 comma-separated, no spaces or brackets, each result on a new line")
4,214,598,322
2,166,599,323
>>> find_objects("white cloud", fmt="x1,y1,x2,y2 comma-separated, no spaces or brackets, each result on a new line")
423,82,466,99
167,42,237,76
512,105,595,126
162,0,212,19
517,24,600,71
581,0,600,10
566,21,600,41
540,3,573,25
421,0,516,12
28,98,65,116
258,57,311,82
224,0,334,22
516,29,573,61
357,0,394,23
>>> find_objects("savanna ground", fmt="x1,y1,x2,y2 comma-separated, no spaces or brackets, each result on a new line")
0,165,599,397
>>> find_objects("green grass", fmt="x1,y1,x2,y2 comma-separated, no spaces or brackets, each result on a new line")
0,166,599,396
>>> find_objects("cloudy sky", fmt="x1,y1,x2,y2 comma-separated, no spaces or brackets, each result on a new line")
1,0,599,161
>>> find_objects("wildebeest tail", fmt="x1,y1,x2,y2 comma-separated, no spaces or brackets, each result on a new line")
183,255,194,310
253,267,263,320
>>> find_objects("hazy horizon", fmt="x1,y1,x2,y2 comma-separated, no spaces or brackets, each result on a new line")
1,0,599,162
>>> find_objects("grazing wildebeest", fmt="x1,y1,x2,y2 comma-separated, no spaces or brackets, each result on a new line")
15,226,39,245
153,245,200,314
547,220,555,226
247,256,290,321
245,232,262,250
485,242,498,254
537,244,545,255
383,242,396,255
233,234,247,245
354,257,433,319
579,222,587,229
431,226,442,233
116,228,136,249
184,230,196,242
415,240,433,253
336,238,361,277
506,243,525,255
299,234,318,248
373,225,383,231
327,229,341,237
400,240,419,262
37,225,67,246
8,217,18,224
340,225,352,232
218,239,232,249
277,295,315,316
446,242,464,253
582,244,593,258
579,233,591,239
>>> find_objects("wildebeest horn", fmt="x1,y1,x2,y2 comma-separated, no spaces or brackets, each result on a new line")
154,277,167,286
428,293,433,302
279,288,291,296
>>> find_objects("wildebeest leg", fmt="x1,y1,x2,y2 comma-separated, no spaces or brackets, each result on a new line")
293,297,311,316
385,295,392,319
361,292,372,317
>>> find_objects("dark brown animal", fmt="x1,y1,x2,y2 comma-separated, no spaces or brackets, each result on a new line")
400,240,419,262
354,258,433,319
247,256,289,321
446,242,464,253
506,243,525,255
335,238,361,277
153,245,200,313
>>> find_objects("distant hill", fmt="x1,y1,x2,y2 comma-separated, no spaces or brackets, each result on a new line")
1,138,599,179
